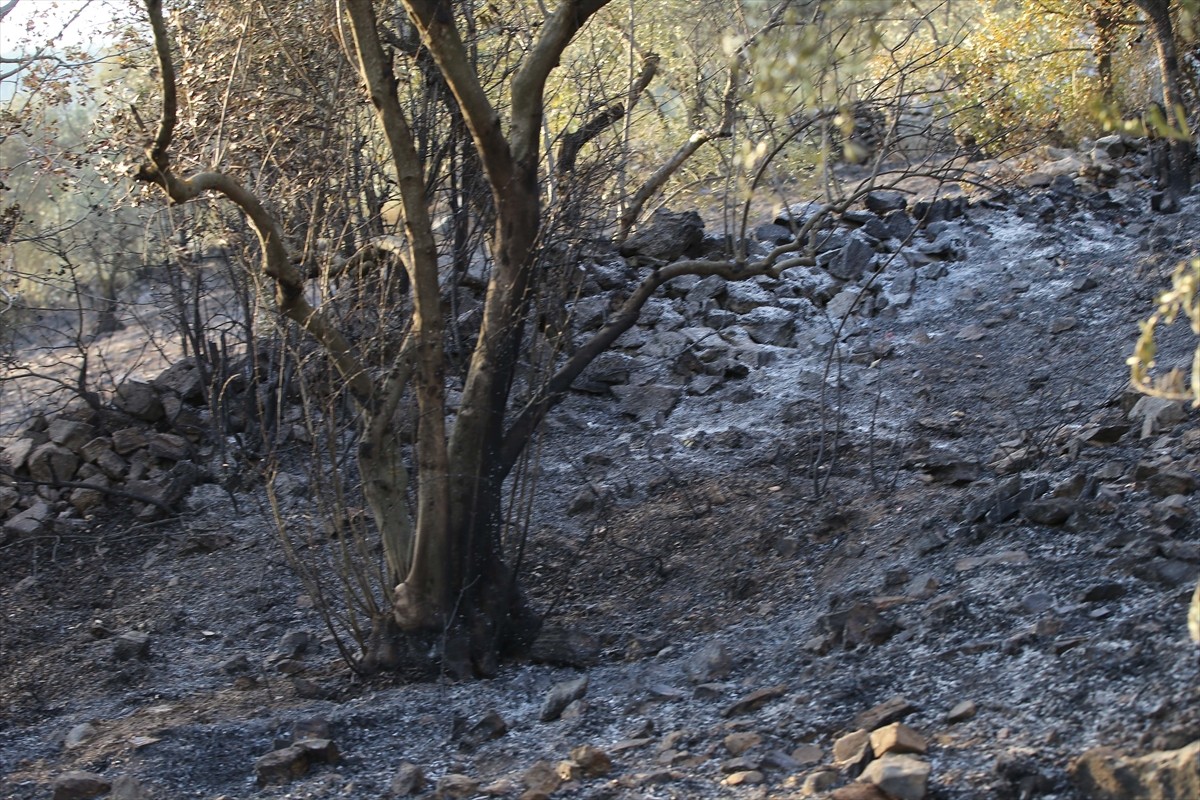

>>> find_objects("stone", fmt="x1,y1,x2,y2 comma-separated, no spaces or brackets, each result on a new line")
255,739,339,786
110,775,152,800
27,442,80,483
435,774,479,798
739,306,795,346
65,722,96,749
834,728,873,767
865,191,907,214
869,723,927,756
610,383,681,424
1021,497,1075,525
4,501,51,539
854,696,916,730
827,231,877,281
51,771,111,800
1071,741,1200,800
112,631,151,661
826,286,864,320
724,732,763,756
522,761,561,796
685,640,731,683
1147,471,1196,497
722,684,787,717
110,428,148,455
153,358,206,401
724,281,775,313
945,700,977,723
754,222,795,244
775,200,831,230
791,743,824,766
619,209,704,263
115,380,164,422
459,710,508,750
48,419,96,451
569,744,612,777
831,786,892,800
388,762,425,796
859,754,931,800
722,770,764,786
540,676,588,722
1080,581,1127,602
148,433,190,462
2,436,37,471
799,767,840,794
1129,396,1187,438
0,485,18,515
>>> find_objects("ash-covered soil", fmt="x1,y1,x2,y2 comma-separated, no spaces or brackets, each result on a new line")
3,171,1200,799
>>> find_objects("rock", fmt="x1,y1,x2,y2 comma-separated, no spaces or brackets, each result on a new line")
388,762,425,796
4,501,51,539
1147,471,1196,498
826,286,864,320
722,770,764,786
434,774,479,798
569,744,612,777
153,358,206,402
1021,497,1075,525
834,728,873,769
255,738,339,786
854,696,916,730
723,281,775,314
2,436,37,471
51,771,111,800
754,222,795,244
458,710,508,750
0,485,18,515
859,754,931,800
865,191,907,214
112,631,150,661
869,723,927,756
64,722,97,749
945,700,977,723
540,676,588,722
739,306,795,346
831,786,893,800
1094,134,1127,159
685,640,732,683
721,684,787,717
827,231,877,281
619,209,704,263
775,200,831,230
1129,396,1187,438
610,383,682,424
724,732,763,756
1080,581,1127,602
110,774,152,800
27,442,80,483
114,380,164,422
277,629,312,658
522,760,561,796
799,767,840,794
1071,741,1200,800
792,743,824,766
48,419,96,451
819,603,899,649
529,625,601,667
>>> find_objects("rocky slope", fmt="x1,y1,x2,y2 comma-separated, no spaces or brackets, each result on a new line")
2,139,1200,800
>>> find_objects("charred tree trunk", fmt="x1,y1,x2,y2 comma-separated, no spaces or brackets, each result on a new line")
1136,0,1194,210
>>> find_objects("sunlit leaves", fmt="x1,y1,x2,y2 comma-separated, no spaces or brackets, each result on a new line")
1129,258,1200,405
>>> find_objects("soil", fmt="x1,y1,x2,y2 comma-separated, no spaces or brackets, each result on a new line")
3,170,1200,799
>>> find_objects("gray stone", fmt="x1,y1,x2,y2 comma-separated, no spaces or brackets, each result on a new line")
753,223,794,244
115,380,164,422
739,306,794,346
827,232,877,280
723,281,775,314
775,200,831,230
620,209,704,263
1021,497,1075,525
2,436,36,471
826,286,863,320
610,383,681,424
110,775,152,800
435,774,479,798
51,771,111,800
113,631,150,661
945,700,977,723
865,191,907,214
48,420,96,452
153,358,206,402
4,500,51,539
27,442,80,483
685,640,732,683
540,675,588,722
1129,396,1187,438
0,485,17,515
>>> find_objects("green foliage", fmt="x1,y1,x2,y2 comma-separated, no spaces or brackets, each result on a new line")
939,1,1135,148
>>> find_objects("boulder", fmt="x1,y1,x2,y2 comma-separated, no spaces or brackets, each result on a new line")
619,209,704,262
1071,741,1200,800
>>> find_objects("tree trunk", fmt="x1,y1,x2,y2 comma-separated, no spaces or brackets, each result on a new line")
1137,0,1194,205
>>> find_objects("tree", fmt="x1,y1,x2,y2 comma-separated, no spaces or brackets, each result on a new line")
1132,0,1195,209
130,0,925,675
